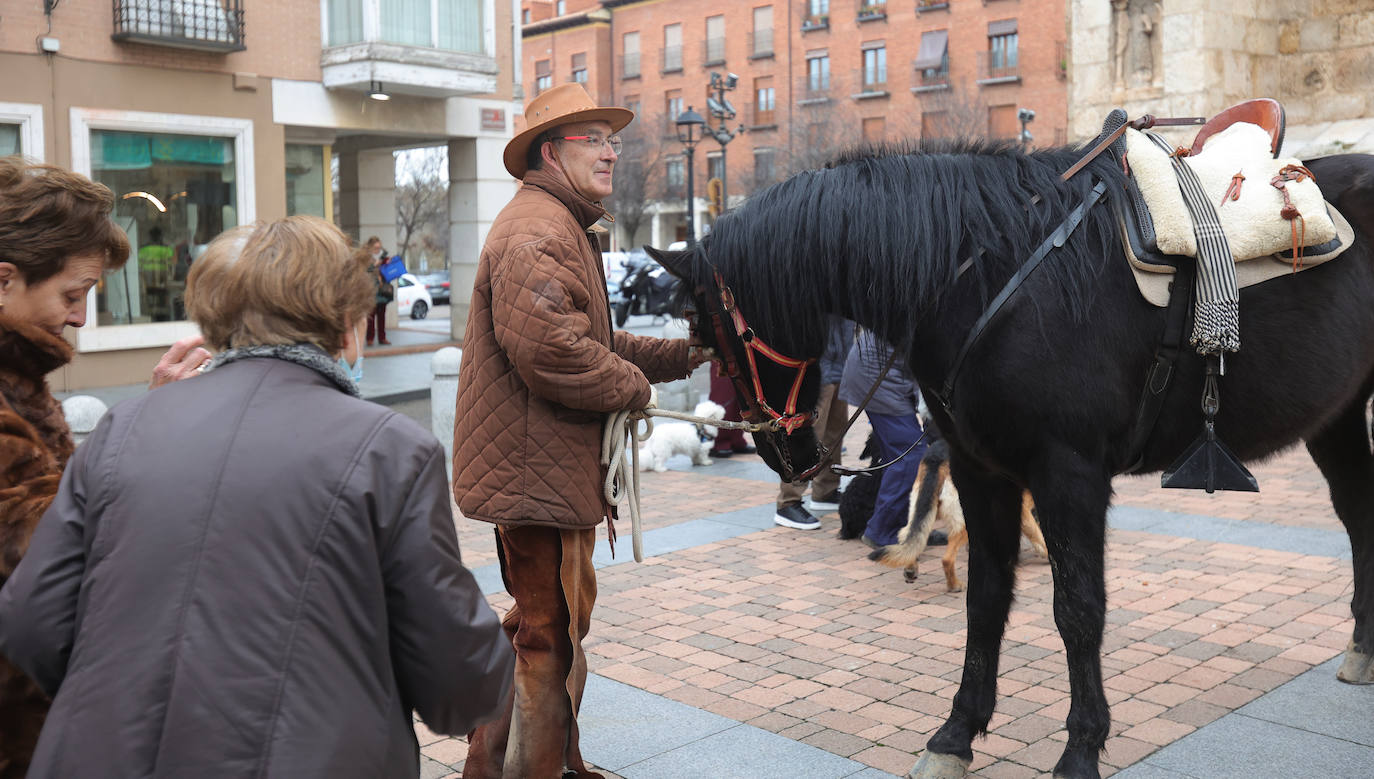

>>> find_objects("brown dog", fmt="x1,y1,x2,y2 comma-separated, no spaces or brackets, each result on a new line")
871,440,1047,590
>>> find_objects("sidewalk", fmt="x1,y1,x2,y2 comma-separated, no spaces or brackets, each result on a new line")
429,441,1373,778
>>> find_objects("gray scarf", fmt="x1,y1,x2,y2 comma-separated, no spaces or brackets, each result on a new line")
201,343,361,397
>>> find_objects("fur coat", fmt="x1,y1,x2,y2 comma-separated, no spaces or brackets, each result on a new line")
0,311,73,779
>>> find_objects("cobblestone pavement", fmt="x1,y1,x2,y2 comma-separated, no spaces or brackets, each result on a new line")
422,430,1360,778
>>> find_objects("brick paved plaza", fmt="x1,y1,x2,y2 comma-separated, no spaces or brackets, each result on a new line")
423,425,1361,778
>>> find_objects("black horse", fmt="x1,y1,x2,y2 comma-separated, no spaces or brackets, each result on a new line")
651,137,1374,778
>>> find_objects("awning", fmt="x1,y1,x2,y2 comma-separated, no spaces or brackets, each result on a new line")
988,19,1017,36
914,30,948,70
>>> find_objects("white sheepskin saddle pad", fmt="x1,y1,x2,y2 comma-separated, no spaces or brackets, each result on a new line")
1125,122,1337,261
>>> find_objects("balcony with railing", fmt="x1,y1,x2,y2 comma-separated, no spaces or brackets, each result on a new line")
111,0,245,52
797,76,831,104
856,1,886,22
703,37,726,66
916,0,949,12
662,45,683,73
911,62,950,92
621,52,641,79
750,103,777,128
749,29,774,59
321,0,497,98
976,49,1020,85
800,1,829,31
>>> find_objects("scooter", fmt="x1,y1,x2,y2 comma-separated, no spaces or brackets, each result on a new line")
613,259,679,327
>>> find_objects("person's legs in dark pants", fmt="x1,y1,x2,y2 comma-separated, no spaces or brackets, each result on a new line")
708,372,748,456
863,412,926,547
365,307,377,344
373,302,389,344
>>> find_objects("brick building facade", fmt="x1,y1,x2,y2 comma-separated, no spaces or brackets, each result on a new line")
519,0,1068,248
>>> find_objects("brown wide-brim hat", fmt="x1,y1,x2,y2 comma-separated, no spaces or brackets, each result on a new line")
504,83,634,179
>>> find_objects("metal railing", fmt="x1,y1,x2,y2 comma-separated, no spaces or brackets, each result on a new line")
799,1,829,31
621,52,641,79
750,105,777,126
856,1,886,20
749,29,774,58
703,37,725,65
798,77,831,101
916,0,949,10
855,67,887,93
979,50,1019,81
913,64,950,89
112,0,245,52
662,45,683,73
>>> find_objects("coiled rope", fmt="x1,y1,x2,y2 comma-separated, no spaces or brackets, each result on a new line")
601,408,766,562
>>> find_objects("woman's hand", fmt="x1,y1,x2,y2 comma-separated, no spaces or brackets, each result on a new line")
149,335,213,389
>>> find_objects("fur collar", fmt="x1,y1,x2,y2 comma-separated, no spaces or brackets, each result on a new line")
0,311,74,381
202,343,362,397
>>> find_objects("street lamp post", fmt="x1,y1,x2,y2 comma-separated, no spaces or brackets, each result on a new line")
706,72,745,215
675,106,706,246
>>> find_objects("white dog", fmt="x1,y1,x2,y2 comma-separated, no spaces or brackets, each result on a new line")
637,401,727,472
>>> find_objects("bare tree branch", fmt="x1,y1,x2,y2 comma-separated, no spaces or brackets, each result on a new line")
605,110,675,248
395,148,449,268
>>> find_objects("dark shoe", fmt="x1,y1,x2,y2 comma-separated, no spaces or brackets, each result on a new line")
860,534,880,550
366,339,374,346
927,529,948,546
732,444,757,454
378,338,391,345
708,448,734,458
773,503,821,530
807,490,843,512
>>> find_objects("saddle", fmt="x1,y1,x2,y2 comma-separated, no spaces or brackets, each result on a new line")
1115,99,1353,307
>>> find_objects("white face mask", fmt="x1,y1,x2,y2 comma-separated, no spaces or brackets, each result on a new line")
338,322,365,383
371,250,383,261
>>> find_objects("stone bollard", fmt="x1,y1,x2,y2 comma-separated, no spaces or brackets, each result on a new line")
431,346,462,479
61,395,109,447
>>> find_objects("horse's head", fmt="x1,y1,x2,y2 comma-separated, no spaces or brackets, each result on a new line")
646,244,824,483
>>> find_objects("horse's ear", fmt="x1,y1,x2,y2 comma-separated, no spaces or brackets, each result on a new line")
644,245,693,283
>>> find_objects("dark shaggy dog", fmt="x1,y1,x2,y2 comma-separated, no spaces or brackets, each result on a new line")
837,434,880,539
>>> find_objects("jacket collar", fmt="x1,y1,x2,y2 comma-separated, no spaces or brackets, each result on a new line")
522,167,609,231
0,310,74,382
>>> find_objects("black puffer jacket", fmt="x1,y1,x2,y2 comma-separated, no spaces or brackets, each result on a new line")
0,356,513,778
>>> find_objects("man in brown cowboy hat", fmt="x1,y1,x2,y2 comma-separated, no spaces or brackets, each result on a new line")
453,83,713,778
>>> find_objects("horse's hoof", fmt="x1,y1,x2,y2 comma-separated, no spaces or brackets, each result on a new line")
1337,640,1374,684
907,750,970,779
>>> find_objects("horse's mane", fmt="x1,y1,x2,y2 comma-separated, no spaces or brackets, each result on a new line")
690,137,1129,355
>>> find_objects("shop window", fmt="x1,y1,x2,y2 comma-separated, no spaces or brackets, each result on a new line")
286,144,328,219
0,124,18,157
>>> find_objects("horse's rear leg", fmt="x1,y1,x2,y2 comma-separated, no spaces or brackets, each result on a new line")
1030,454,1112,778
913,465,1024,778
1305,397,1374,683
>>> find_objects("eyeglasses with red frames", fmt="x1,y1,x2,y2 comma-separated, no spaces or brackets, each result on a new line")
557,134,623,154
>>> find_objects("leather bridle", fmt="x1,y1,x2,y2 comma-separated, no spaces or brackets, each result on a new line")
698,270,817,435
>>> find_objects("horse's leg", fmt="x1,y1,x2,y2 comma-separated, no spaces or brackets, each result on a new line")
1305,397,1374,684
913,466,1024,778
1029,455,1113,778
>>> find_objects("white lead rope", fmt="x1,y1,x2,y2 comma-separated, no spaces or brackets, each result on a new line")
601,407,766,562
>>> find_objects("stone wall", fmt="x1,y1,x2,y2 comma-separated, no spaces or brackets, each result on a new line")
1068,0,1374,155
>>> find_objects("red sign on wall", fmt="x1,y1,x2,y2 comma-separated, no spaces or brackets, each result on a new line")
481,108,506,132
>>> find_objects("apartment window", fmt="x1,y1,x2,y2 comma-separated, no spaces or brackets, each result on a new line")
663,23,683,72
922,110,950,139
555,0,565,14
707,152,724,183
624,95,641,116
535,59,552,94
571,52,587,84
0,101,44,160
0,124,17,156
807,53,830,93
988,105,1018,140
858,0,886,18
862,117,885,143
285,144,328,219
751,6,773,57
522,8,529,23
666,157,685,190
665,89,684,135
806,0,829,23
862,44,887,90
754,76,775,125
623,31,641,79
705,15,725,65
914,29,950,86
359,0,483,53
989,20,1019,77
754,147,775,186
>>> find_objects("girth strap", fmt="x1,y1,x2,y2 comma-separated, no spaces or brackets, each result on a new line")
1122,258,1195,473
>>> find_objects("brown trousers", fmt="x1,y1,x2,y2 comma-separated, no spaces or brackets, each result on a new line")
778,382,846,508
464,524,598,779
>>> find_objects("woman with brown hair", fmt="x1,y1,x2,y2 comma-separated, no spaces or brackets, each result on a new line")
0,214,513,778
0,157,209,777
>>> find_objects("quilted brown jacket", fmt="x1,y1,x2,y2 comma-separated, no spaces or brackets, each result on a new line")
453,167,691,529
0,312,74,779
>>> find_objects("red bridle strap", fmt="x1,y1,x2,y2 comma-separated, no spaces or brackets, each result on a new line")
712,272,816,434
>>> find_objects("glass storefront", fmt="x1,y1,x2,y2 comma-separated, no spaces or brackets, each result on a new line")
285,144,327,218
0,124,19,157
90,129,237,325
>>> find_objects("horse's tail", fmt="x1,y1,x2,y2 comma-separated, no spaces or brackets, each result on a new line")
873,439,950,570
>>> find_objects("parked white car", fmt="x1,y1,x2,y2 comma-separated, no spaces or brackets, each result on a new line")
395,273,433,319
